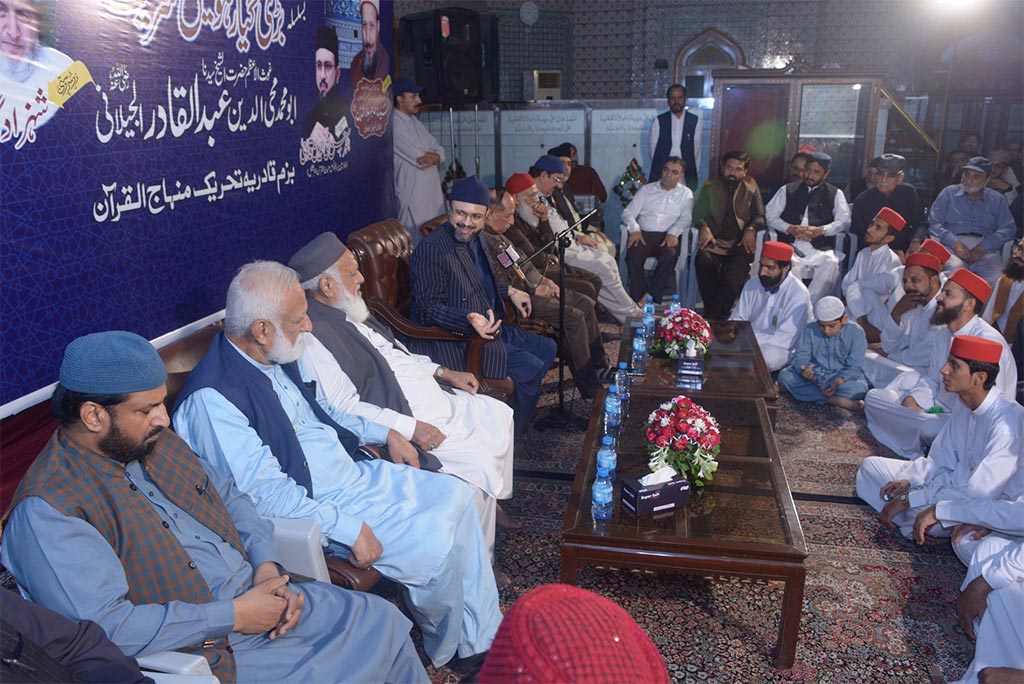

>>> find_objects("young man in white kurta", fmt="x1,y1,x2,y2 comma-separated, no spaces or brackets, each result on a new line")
856,336,1024,559
865,270,1017,458
841,207,905,341
392,79,446,243
730,242,813,372
916,498,1024,684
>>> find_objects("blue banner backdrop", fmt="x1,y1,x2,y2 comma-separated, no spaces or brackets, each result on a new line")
1,0,396,404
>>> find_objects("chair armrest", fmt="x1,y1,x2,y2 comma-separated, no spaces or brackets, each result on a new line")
268,518,330,583
367,298,472,343
137,652,214,677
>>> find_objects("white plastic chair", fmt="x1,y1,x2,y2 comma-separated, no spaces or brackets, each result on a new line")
618,225,696,305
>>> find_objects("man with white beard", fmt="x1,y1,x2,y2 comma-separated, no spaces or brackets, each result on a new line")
173,261,502,673
929,157,1017,285
287,232,516,582
1,0,72,135
527,155,641,324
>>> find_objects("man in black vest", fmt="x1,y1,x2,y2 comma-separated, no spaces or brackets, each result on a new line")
649,83,701,193
765,151,851,303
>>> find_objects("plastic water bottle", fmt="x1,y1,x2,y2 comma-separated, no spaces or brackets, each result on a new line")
668,293,681,315
642,296,656,339
591,466,613,520
596,435,618,482
631,332,648,374
615,361,631,415
603,385,621,446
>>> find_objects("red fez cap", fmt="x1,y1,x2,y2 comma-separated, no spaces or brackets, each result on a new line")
920,238,952,265
505,173,536,196
762,241,794,262
950,335,1002,364
905,252,942,273
948,268,993,303
875,207,906,231
477,584,670,684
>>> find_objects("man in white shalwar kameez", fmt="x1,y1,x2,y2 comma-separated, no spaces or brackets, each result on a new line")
174,261,501,672
530,155,642,324
729,241,813,371
392,77,446,243
916,497,1024,684
864,251,943,388
856,336,1024,558
841,207,905,343
865,269,1017,459
286,231,515,566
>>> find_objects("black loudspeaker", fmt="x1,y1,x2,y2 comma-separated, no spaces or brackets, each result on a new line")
400,8,498,105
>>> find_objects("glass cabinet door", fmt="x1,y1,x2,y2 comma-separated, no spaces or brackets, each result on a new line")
796,83,872,189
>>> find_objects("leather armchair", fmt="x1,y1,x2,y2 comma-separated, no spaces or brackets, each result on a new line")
346,219,515,400
418,213,448,239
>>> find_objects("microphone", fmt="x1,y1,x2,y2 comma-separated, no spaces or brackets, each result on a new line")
496,244,528,282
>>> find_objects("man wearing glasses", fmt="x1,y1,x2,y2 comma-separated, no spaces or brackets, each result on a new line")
849,154,927,258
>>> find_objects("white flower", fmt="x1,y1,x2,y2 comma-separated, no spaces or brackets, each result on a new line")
659,416,672,427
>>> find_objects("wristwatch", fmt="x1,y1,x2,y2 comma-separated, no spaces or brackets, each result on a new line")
899,493,908,505
433,366,446,380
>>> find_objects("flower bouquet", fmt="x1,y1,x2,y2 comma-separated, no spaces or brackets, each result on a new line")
650,308,713,359
643,395,721,488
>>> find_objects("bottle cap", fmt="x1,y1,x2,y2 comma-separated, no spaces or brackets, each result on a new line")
618,361,627,369
609,385,618,393
597,467,609,477
602,435,613,445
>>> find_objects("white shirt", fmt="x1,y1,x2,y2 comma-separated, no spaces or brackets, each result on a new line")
937,497,1024,538
982,278,1024,336
879,292,941,372
393,110,446,231
730,272,813,353
908,315,1018,410
620,180,694,237
901,389,1024,510
842,245,903,319
765,184,852,252
648,108,702,175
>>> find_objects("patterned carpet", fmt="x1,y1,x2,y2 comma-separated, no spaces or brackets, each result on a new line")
422,337,976,683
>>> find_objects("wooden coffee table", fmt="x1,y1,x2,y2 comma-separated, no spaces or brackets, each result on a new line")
560,392,807,668
618,320,779,423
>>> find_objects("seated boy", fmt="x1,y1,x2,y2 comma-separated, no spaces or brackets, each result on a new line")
778,296,868,410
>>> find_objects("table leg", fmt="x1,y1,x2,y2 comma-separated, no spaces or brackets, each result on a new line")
560,548,579,585
772,566,806,669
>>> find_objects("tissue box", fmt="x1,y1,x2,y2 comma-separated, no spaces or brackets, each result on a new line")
621,473,691,516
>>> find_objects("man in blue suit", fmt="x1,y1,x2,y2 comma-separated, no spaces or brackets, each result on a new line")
410,177,558,435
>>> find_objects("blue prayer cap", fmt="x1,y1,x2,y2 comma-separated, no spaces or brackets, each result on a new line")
808,151,831,170
289,231,346,282
59,331,167,395
393,77,424,96
534,155,565,175
449,176,489,207
962,156,992,175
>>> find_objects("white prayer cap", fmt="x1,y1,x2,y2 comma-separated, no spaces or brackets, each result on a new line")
814,296,845,322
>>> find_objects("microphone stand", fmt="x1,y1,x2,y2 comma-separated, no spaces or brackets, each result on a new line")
527,210,597,431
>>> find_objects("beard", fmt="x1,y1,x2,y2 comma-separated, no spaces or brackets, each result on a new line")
930,300,963,326
453,227,477,244
759,272,783,289
266,327,303,364
961,181,984,195
516,200,539,228
99,414,162,465
333,281,371,324
1004,260,1024,281
0,49,38,83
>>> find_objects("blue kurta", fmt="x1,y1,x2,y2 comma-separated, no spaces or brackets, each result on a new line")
778,320,868,404
173,342,501,667
1,458,428,684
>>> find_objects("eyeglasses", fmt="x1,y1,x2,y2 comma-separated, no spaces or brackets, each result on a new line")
451,207,485,222
1012,242,1024,254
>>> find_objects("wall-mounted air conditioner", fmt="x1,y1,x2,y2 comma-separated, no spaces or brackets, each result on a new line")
523,69,561,100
